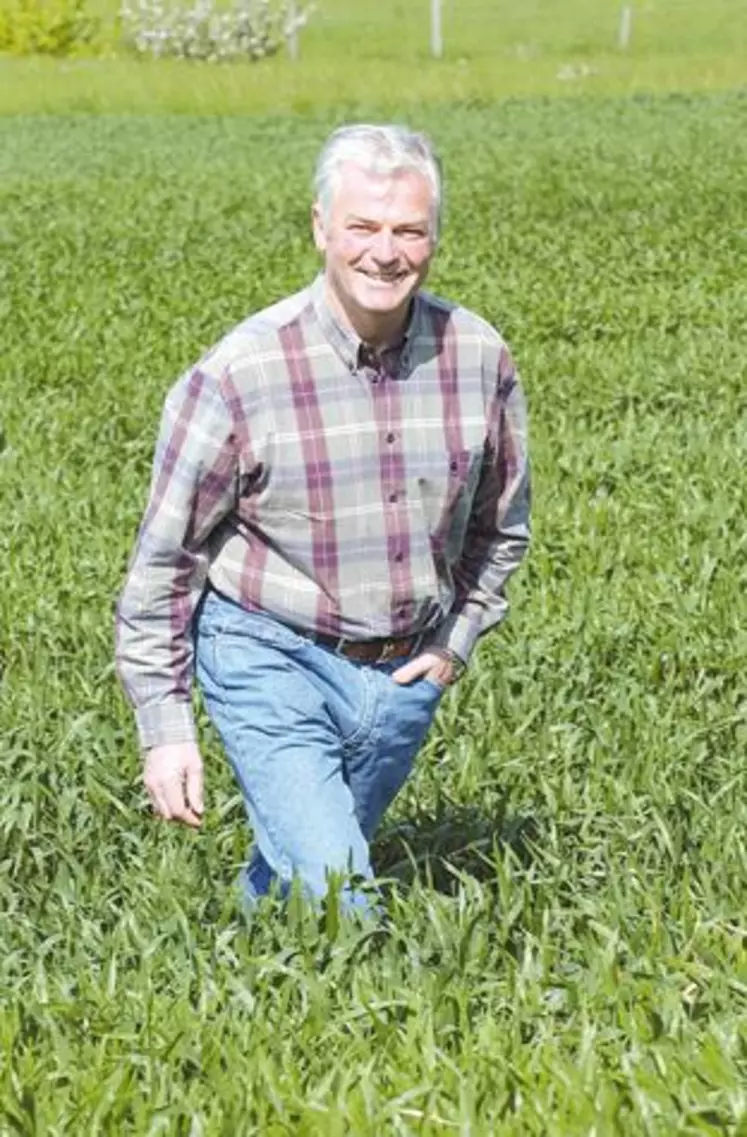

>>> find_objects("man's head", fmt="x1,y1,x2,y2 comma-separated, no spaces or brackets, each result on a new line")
312,124,442,347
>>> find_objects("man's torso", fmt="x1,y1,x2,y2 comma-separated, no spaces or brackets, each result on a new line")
174,278,508,639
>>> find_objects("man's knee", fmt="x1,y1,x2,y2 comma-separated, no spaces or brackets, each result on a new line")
290,837,372,898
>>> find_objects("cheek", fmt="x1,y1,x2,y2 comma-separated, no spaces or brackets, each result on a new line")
332,235,367,264
404,244,434,271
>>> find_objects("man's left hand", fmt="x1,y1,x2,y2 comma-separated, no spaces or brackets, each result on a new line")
391,650,460,689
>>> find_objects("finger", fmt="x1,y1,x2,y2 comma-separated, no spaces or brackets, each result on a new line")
159,790,201,828
428,659,453,687
160,776,192,824
146,769,202,828
147,784,173,820
391,654,435,685
186,763,204,817
161,777,203,828
391,661,420,685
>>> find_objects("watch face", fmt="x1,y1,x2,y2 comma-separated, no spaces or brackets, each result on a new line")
441,651,465,682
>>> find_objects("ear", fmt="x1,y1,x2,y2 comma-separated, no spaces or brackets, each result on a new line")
312,203,327,253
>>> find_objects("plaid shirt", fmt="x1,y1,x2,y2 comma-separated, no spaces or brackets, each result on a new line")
116,276,530,749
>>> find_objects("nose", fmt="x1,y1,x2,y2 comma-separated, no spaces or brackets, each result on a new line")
371,228,397,264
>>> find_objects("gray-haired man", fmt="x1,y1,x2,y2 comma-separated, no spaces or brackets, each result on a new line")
116,123,531,913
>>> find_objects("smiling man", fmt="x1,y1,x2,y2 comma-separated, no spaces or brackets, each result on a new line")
312,159,434,345
116,123,531,914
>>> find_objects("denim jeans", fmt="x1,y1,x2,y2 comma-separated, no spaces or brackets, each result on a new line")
194,589,443,912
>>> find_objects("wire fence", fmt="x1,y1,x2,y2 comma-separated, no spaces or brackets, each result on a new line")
298,0,746,63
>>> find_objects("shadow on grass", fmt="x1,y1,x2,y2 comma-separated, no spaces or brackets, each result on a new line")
373,803,539,896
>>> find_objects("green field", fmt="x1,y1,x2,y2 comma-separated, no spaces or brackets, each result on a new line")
2,93,746,1134
0,0,746,113
2,0,747,1130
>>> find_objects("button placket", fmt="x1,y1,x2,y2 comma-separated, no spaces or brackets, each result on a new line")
372,375,411,632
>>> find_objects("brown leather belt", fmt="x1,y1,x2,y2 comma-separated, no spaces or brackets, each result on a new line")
306,628,425,664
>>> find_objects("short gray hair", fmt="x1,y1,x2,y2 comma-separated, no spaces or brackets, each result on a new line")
313,123,442,238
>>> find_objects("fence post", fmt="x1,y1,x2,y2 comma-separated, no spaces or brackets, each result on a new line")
287,0,299,61
430,0,443,58
618,5,632,49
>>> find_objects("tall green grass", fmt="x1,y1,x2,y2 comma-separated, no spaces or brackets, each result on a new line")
1,93,746,1132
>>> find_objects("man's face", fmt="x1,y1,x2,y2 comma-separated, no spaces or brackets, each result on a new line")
312,162,436,340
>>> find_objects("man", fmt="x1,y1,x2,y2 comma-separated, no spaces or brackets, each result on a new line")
116,123,530,913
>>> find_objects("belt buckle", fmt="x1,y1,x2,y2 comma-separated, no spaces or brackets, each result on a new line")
378,638,401,663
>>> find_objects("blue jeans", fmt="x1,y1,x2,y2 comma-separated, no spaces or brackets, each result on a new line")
195,589,443,912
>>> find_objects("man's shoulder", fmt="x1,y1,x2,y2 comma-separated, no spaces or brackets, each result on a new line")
196,284,314,379
418,289,507,350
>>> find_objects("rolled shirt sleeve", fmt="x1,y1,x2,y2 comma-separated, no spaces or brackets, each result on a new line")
115,367,238,750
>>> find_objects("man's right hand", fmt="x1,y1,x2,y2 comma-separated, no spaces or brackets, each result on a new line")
143,742,204,828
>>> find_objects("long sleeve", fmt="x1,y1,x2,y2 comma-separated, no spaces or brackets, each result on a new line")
115,367,238,749
431,348,531,663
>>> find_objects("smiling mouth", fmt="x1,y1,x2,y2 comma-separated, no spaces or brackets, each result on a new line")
358,270,407,284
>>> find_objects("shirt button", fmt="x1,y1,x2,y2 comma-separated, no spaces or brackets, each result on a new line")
386,432,396,444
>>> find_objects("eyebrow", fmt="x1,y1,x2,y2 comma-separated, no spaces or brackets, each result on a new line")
344,214,430,228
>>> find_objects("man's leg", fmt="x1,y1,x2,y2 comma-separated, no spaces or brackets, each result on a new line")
227,669,442,901
263,636,444,844
195,592,374,911
343,668,443,840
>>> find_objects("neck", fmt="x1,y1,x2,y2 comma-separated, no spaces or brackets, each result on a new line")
323,279,410,350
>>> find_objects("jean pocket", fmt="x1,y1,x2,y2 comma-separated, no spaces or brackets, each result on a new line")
201,591,306,653
419,676,446,698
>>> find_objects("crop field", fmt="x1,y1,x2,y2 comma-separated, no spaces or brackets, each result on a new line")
1,17,747,1136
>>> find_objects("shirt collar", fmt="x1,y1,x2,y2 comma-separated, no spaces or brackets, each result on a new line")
310,273,421,375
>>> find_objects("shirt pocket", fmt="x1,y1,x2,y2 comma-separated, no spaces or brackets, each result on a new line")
415,447,482,560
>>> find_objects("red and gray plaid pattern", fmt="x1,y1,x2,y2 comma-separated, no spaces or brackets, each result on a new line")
116,277,530,749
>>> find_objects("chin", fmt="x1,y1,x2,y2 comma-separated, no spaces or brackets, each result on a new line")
360,295,406,314
354,283,415,314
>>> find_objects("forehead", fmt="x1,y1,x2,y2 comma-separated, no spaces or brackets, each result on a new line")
330,161,433,221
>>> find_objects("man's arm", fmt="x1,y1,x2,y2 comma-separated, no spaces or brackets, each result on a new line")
116,366,238,753
430,344,531,665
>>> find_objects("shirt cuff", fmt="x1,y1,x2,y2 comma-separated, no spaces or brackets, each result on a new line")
427,612,481,665
135,700,198,751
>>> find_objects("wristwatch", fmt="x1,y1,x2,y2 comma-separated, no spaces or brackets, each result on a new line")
433,647,467,685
